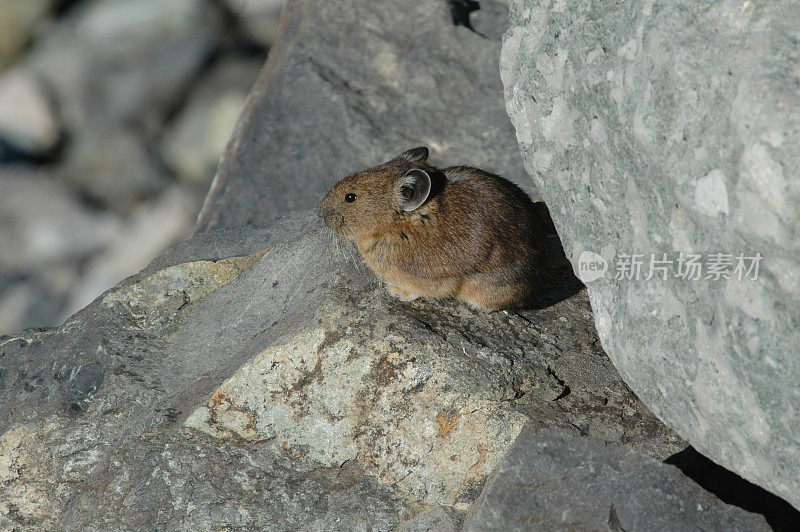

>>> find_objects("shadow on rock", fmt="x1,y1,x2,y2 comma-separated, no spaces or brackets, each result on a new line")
666,446,800,531
526,202,584,310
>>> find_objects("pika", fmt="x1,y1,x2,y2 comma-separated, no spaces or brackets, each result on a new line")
317,147,543,310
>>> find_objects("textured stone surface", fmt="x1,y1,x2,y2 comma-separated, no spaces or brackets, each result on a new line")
502,0,800,508
185,328,528,509
60,186,199,320
464,429,770,531
196,0,536,232
0,210,683,528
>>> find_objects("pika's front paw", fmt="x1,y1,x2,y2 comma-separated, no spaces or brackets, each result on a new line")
385,283,420,302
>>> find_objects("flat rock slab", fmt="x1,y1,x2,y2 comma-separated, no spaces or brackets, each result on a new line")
464,429,769,531
0,210,682,528
196,0,536,232
502,0,800,508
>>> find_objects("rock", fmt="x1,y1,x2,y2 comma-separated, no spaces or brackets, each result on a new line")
60,185,200,321
59,128,168,210
0,210,683,528
463,429,770,530
0,172,198,335
501,0,800,508
0,67,60,159
0,168,120,334
665,445,800,531
196,0,535,232
0,0,56,70
223,0,285,47
10,0,224,208
0,280,65,336
0,419,408,530
0,168,121,272
161,57,263,186
27,0,221,134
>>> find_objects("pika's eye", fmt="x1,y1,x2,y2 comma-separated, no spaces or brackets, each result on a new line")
345,193,357,203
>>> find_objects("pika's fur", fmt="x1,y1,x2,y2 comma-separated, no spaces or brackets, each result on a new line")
317,147,543,310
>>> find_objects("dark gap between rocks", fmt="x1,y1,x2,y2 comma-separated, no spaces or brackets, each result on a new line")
53,0,84,17
665,446,800,531
446,0,482,35
208,0,272,57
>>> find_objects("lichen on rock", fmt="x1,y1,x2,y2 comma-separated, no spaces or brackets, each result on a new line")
186,323,528,508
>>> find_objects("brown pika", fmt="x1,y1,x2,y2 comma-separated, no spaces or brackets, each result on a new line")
317,147,543,310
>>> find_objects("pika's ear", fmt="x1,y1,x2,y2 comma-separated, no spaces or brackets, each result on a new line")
399,146,429,162
397,169,431,211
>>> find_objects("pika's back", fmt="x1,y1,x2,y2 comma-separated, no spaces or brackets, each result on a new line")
440,166,540,246
417,166,542,279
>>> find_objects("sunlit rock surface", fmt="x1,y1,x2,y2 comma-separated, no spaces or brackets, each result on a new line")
502,0,800,508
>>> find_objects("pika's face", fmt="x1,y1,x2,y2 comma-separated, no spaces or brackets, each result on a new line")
317,148,433,238
318,167,393,237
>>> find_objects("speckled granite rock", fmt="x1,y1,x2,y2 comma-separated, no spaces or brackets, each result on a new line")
501,0,800,508
464,429,770,531
0,210,683,528
196,0,535,232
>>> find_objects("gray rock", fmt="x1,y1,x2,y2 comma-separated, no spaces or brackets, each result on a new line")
0,168,123,334
12,0,223,208
161,57,264,186
501,0,800,508
0,210,682,528
0,67,60,157
0,170,198,335
0,169,121,272
0,0,56,70
464,428,770,531
223,0,285,47
0,279,68,336
196,0,536,232
396,507,459,532
27,0,221,134
60,185,200,322
60,127,169,210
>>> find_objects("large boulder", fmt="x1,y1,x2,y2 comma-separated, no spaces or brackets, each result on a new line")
501,0,800,508
0,210,685,528
196,0,536,232
464,429,769,530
